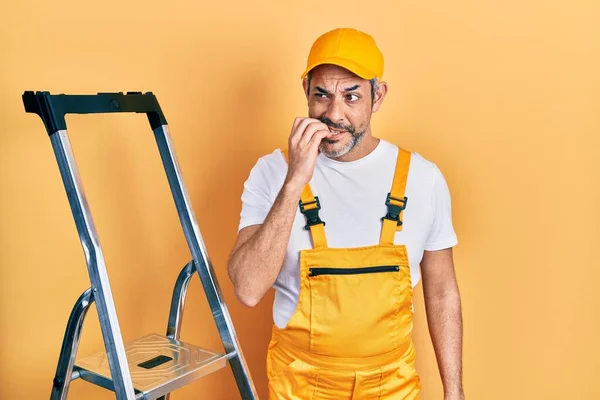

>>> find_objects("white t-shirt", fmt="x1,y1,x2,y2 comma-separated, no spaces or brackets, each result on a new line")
238,139,458,329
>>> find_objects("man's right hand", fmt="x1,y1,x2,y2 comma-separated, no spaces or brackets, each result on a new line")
284,117,330,193
228,118,329,307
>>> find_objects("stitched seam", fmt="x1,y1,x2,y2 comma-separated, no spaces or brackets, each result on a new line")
379,367,383,399
313,369,320,399
335,29,343,54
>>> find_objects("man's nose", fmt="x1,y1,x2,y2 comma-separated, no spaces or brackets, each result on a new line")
322,97,345,125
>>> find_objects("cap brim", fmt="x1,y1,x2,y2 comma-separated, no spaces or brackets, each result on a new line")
301,56,381,81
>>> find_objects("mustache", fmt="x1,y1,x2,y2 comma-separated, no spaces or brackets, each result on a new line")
317,116,356,135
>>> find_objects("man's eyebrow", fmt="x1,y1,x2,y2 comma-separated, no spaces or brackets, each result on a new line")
315,86,330,94
344,85,360,91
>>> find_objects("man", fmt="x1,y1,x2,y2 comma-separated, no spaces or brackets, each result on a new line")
228,28,464,400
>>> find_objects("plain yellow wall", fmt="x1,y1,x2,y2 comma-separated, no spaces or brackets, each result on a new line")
1,1,599,399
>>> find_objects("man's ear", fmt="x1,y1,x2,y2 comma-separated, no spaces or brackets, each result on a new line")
302,78,310,99
372,81,388,113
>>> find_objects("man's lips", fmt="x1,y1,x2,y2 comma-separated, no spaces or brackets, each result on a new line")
326,128,347,138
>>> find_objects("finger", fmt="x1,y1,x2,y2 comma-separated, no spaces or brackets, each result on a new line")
290,118,315,147
300,122,329,147
308,129,330,153
294,118,321,140
298,122,321,147
309,129,330,146
291,117,304,133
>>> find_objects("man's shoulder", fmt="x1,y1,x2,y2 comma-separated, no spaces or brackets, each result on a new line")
252,148,286,167
381,139,437,177
409,151,437,175
248,148,288,180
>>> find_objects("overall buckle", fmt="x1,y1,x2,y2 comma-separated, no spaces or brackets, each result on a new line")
299,197,326,230
382,193,408,226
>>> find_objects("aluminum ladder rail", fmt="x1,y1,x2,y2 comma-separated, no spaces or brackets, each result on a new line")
22,91,258,400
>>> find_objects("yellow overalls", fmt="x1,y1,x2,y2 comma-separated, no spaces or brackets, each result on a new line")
268,148,420,399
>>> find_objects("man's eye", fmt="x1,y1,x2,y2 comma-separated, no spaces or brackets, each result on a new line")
346,94,360,101
314,93,328,98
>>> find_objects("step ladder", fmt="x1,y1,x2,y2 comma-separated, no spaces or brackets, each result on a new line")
22,91,259,400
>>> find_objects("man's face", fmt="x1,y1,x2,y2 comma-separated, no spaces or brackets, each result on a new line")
304,64,374,158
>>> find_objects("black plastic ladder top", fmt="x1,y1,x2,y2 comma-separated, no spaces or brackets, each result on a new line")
22,91,168,135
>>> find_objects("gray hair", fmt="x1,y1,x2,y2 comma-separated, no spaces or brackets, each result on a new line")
305,71,379,101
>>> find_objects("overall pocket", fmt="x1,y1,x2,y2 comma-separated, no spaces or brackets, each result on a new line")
268,359,319,400
308,263,412,357
380,358,421,400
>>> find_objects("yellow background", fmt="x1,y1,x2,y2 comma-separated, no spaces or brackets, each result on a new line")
1,1,599,399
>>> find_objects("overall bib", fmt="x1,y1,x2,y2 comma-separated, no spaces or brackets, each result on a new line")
267,148,421,399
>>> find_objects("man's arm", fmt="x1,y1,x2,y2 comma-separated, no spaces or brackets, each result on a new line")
421,247,464,400
227,183,301,307
227,117,331,307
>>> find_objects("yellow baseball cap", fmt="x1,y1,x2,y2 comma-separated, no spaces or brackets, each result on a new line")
301,28,384,81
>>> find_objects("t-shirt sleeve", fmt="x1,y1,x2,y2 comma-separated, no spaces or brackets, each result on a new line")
238,158,274,232
424,164,458,251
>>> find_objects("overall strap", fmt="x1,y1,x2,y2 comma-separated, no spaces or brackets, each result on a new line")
282,150,328,249
380,148,411,246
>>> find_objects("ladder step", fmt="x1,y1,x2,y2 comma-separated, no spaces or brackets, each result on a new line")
74,333,227,399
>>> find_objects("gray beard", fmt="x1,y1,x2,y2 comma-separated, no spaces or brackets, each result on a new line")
320,129,367,158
